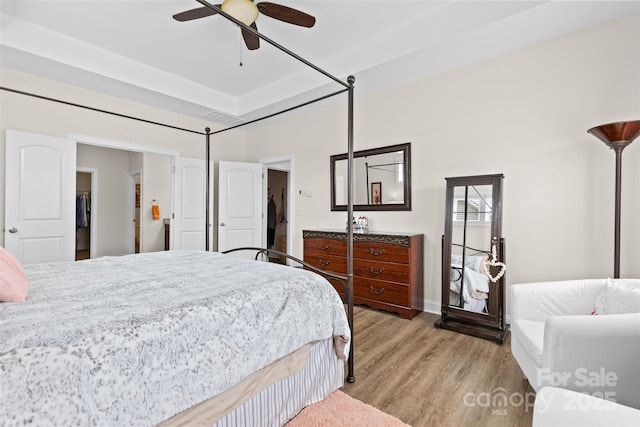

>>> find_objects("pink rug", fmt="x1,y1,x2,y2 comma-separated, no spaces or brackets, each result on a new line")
285,390,410,427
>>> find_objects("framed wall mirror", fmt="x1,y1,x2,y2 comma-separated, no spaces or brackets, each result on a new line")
331,143,411,211
435,174,508,344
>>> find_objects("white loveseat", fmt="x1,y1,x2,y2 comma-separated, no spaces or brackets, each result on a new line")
511,278,640,410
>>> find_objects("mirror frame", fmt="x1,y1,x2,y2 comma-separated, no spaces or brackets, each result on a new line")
330,142,411,211
442,174,503,320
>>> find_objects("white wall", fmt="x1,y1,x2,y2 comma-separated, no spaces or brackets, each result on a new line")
243,14,640,312
141,153,172,253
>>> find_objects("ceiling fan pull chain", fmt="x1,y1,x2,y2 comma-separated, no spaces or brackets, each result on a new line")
239,37,243,67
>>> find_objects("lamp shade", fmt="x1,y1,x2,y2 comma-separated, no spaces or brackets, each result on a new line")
221,0,259,26
587,120,640,150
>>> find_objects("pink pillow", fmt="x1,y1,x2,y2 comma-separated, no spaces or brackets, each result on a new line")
591,278,640,315
0,246,29,302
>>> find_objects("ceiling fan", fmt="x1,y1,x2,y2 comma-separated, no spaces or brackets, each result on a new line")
173,0,316,51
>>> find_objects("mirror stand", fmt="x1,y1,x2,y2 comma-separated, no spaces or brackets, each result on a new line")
434,174,509,344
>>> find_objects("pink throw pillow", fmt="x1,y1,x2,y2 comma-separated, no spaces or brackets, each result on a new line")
0,246,29,302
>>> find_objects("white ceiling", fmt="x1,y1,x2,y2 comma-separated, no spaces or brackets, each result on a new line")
1,1,639,126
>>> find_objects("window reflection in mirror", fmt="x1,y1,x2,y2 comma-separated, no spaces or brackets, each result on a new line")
331,143,411,211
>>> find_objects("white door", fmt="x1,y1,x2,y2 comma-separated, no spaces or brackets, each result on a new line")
4,130,76,264
172,157,212,250
218,161,262,255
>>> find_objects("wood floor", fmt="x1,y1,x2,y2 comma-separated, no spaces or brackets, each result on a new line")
342,306,535,427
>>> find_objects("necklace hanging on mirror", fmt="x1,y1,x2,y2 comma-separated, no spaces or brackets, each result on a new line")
483,238,506,283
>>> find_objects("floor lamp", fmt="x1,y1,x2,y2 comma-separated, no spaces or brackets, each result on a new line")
587,120,640,278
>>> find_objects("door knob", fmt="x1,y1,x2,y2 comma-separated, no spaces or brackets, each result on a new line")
220,222,225,227
8,227,18,233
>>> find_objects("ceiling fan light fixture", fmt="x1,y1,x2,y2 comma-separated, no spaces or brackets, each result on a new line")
221,0,259,26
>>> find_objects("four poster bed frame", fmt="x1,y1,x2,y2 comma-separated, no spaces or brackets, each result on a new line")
0,0,357,422
194,0,356,384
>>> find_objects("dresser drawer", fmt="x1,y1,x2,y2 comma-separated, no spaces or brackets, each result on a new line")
353,260,410,284
304,238,347,257
303,254,347,274
353,241,410,264
353,277,410,307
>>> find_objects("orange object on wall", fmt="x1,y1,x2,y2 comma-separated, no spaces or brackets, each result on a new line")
151,201,160,220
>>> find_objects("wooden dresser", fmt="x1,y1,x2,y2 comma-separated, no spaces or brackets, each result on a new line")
303,230,424,319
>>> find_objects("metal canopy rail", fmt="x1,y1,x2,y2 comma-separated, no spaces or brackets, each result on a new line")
0,86,207,135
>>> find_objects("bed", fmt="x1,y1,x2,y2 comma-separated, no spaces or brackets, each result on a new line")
0,250,350,426
1,2,358,425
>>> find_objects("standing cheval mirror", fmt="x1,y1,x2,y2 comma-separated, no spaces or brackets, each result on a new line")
435,174,509,344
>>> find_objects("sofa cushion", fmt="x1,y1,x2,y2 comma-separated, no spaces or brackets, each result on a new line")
512,319,545,366
592,278,640,315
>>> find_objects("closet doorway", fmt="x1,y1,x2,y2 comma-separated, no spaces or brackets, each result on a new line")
74,138,174,256
75,168,98,260
131,172,141,254
267,169,288,263
263,156,293,265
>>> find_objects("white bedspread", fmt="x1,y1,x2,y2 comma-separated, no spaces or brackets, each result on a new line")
0,250,350,426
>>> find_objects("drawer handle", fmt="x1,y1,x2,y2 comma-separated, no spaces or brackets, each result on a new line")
319,244,330,250
369,248,385,256
369,266,385,275
369,285,385,295
319,259,331,267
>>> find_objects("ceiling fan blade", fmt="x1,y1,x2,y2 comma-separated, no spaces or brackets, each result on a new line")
242,23,260,50
257,2,316,28
173,5,221,22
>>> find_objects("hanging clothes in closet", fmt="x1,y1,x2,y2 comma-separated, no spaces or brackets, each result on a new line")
76,193,91,230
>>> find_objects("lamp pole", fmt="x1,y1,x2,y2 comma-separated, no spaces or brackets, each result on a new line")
587,120,640,278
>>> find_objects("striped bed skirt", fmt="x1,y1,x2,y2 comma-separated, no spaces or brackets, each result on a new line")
161,338,345,426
